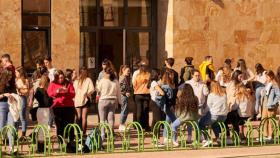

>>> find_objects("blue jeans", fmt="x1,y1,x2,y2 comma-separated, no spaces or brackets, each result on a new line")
255,86,265,115
16,96,27,135
0,101,17,148
199,111,227,139
163,106,177,140
120,95,129,124
170,119,181,141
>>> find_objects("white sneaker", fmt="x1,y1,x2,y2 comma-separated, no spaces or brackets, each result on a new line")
256,113,262,119
202,140,212,147
202,140,207,144
173,141,179,147
163,138,168,144
118,125,126,132
265,137,273,142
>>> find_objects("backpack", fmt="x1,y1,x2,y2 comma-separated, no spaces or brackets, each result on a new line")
83,128,102,153
183,66,194,82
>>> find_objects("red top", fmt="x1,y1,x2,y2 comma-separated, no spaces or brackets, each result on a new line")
47,82,75,108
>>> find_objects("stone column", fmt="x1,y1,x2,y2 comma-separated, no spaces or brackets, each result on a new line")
157,0,174,68
51,0,80,71
0,0,21,66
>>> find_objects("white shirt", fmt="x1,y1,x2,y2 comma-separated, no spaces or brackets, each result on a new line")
73,78,95,107
48,68,56,82
185,79,209,107
132,69,140,87
150,81,159,102
97,78,122,105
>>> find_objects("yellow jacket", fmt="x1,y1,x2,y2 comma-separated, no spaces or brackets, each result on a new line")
199,61,215,81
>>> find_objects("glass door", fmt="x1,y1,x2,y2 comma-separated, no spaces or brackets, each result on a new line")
80,31,97,81
98,29,123,72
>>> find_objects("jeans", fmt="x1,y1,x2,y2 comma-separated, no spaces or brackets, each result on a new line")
48,108,55,127
169,118,181,142
199,111,227,139
0,101,17,148
135,94,150,129
255,86,265,115
163,106,177,139
120,95,129,125
16,96,27,135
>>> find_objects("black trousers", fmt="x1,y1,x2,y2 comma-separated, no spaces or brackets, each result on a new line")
53,107,76,142
225,110,240,136
135,94,150,130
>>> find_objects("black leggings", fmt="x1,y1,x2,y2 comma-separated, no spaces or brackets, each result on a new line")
53,107,76,142
135,94,150,129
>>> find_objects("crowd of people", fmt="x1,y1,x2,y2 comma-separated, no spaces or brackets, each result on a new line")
0,53,280,154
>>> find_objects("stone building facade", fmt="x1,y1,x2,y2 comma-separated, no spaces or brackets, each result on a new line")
0,0,280,78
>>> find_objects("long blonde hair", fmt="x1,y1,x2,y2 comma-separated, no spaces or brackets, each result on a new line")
210,81,225,96
235,84,251,102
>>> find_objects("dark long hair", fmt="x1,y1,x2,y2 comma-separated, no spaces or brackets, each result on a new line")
105,67,116,81
161,69,175,89
255,63,265,75
54,70,69,86
231,70,243,86
266,70,280,87
148,68,160,88
176,83,198,114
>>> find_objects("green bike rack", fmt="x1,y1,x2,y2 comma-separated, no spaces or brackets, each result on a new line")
30,124,51,156
230,129,240,147
97,122,114,153
259,117,279,146
0,133,2,157
50,135,67,154
122,122,144,152
63,123,83,155
217,122,227,148
88,128,100,153
200,130,213,148
245,119,259,146
179,121,200,148
0,125,18,157
152,121,173,151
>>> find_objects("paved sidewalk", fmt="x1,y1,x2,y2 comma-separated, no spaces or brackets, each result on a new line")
53,146,280,158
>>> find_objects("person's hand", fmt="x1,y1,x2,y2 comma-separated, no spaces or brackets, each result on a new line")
126,93,130,97
159,91,165,96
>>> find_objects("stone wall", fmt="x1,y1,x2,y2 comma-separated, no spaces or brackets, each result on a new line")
159,0,280,74
51,0,80,71
0,0,21,66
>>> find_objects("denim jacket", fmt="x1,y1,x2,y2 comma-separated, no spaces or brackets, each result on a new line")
155,84,173,112
262,84,280,109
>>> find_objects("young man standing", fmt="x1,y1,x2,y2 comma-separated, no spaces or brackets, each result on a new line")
43,56,56,129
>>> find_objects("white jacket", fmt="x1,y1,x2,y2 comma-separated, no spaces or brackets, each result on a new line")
8,93,22,122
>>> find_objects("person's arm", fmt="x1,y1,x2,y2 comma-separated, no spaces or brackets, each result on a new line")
47,83,61,98
87,78,95,97
119,77,127,95
155,85,165,96
202,84,209,96
272,87,280,106
62,84,75,99
207,94,213,109
246,69,255,82
116,81,122,106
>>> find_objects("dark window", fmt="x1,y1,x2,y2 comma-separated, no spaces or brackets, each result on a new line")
80,0,157,82
22,0,51,72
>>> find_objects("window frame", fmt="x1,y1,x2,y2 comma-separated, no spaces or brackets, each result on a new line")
21,0,51,73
